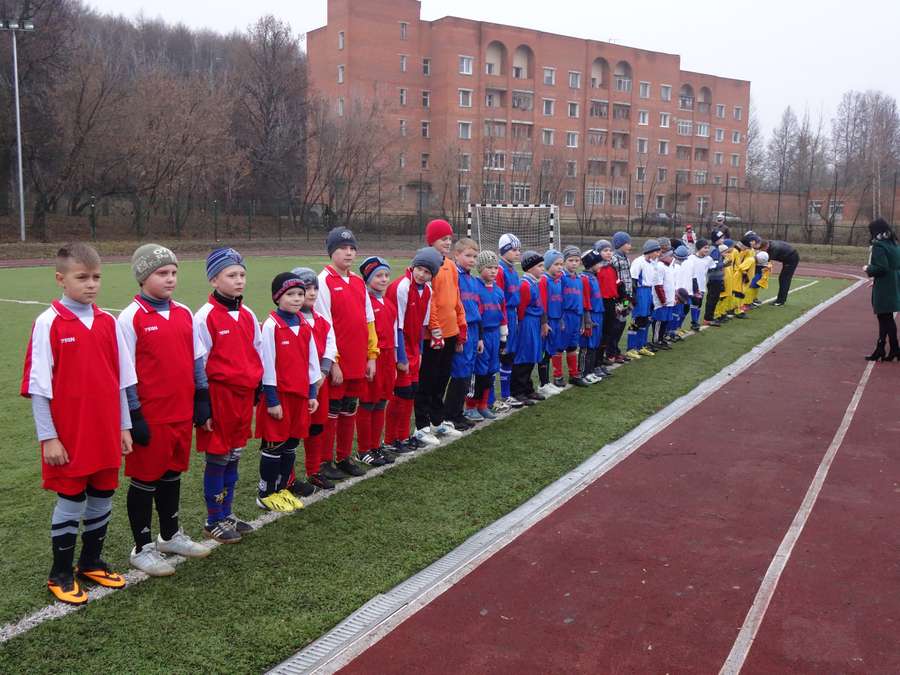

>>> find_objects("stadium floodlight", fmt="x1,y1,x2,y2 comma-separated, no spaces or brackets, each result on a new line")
1,18,34,241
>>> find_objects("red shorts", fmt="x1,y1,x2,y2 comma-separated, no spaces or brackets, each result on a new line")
311,377,330,425
328,377,363,401
394,354,421,389
195,381,255,455
255,392,311,442
44,466,119,495
125,421,193,482
361,350,397,403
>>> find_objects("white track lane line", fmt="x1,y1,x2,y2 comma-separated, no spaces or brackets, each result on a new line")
719,360,875,675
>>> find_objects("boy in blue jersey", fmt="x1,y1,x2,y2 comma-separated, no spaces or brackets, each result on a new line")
465,250,507,420
511,251,547,406
558,245,590,388
495,234,523,409
442,238,482,430
579,249,606,383
538,250,565,397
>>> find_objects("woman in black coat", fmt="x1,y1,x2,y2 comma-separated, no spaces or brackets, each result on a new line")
863,219,900,361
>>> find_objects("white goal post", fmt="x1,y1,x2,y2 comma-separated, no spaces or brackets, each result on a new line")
466,203,557,253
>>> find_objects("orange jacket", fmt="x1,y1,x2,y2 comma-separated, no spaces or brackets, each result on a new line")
428,256,467,340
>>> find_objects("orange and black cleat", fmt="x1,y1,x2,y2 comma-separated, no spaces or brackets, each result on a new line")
75,562,126,589
47,574,88,606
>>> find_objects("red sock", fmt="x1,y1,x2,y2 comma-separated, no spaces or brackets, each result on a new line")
481,390,490,408
551,354,563,378
401,398,415,440
567,351,580,377
356,407,373,454
371,406,386,448
303,435,320,477
321,415,338,466
286,467,297,488
336,413,356,461
385,398,401,443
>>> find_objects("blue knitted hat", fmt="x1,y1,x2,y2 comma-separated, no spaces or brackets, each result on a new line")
206,247,245,280
612,231,631,249
543,249,563,270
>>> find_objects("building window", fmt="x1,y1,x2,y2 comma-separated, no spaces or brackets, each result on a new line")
459,153,471,171
568,71,581,88
639,81,651,99
543,99,555,116
399,153,405,169
512,183,531,203
637,137,648,154
484,151,506,170
694,171,707,185
512,92,534,111
714,152,723,166
459,55,473,75
729,176,738,187
399,119,407,136
544,67,556,85
459,89,472,107
610,188,627,206
564,190,576,207
677,119,692,136
400,22,410,40
458,122,472,139
661,85,672,101
585,187,605,206
635,192,645,209
676,145,691,160
423,58,431,76
713,174,722,185
590,100,609,118
566,131,578,148
484,120,506,137
656,194,665,209
421,121,430,138
399,88,407,106
659,112,670,128
483,182,506,201
730,153,740,167
421,153,430,169
613,104,630,120
568,102,579,118
696,122,710,137
587,159,606,175
614,75,631,92
422,90,430,108
400,55,408,72
657,167,668,182
588,129,607,146
697,196,709,215
511,123,532,140
542,129,554,145
337,97,344,116
459,185,470,203
733,106,743,121
732,130,741,143
716,103,725,118
716,128,725,142
512,153,532,172
636,166,646,182
338,31,345,50
337,65,345,83
485,90,501,108
638,110,649,125
566,160,577,178
658,140,669,155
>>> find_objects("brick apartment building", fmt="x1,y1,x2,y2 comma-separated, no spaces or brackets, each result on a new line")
307,0,751,223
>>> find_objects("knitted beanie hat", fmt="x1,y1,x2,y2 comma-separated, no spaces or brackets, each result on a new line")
498,233,522,255
271,272,304,303
521,250,543,272
562,244,581,260
694,238,710,251
657,236,672,251
411,247,443,278
674,245,690,261
132,243,177,283
581,249,602,269
326,226,358,256
594,239,612,252
755,251,770,265
612,231,631,249
206,247,245,280
475,250,499,272
642,239,661,254
543,249,563,270
359,256,391,284
290,266,319,290
425,219,454,245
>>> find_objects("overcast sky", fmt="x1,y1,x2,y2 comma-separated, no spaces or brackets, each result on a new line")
83,0,899,139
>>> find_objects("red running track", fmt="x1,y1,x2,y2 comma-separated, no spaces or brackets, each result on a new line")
341,284,899,674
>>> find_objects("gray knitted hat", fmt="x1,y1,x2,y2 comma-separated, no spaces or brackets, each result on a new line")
132,244,178,283
475,250,499,272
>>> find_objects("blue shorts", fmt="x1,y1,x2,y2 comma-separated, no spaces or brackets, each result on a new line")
475,328,501,376
450,324,480,378
544,316,563,355
652,306,672,322
561,310,582,351
505,312,519,355
514,314,543,365
580,311,603,349
633,287,653,317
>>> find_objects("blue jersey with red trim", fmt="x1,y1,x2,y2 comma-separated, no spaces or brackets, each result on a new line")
457,265,482,325
540,273,564,319
562,272,585,314
476,279,506,329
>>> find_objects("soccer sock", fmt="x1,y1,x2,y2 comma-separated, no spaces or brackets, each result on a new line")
203,456,227,525
401,397,415,439
78,487,114,567
321,415,338,465
566,351,579,377
537,357,550,386
50,493,86,578
305,424,323,476
356,405,374,453
626,326,637,350
278,442,297,491
154,471,181,541
499,365,512,398
551,354,563,379
126,479,155,552
371,403,387,448
258,442,282,498
691,306,701,324
222,457,240,518
487,383,495,406
336,413,356,461
385,398,401,444
637,326,648,348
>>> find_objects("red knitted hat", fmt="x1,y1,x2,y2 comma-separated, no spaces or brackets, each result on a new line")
425,219,453,245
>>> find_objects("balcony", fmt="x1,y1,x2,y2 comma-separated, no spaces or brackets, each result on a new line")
679,96,694,111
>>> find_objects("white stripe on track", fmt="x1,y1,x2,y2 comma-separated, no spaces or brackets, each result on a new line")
719,360,875,675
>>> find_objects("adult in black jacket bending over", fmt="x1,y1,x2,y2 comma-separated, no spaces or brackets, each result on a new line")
759,239,799,305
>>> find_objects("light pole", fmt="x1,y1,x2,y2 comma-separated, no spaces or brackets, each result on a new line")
2,18,34,242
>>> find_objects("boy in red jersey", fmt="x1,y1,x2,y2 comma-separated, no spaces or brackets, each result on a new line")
194,247,263,544
118,244,211,578
22,243,136,605
314,227,379,479
255,272,322,512
384,248,441,452
356,257,398,467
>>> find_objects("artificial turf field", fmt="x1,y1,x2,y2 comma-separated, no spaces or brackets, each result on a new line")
0,254,848,672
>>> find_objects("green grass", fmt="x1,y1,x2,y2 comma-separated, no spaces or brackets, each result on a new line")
0,256,848,672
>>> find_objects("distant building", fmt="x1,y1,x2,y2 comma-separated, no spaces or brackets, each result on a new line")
307,0,751,221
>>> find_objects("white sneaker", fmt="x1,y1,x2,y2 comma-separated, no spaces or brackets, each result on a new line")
157,529,212,559
537,383,558,398
549,383,566,394
130,544,176,577
492,400,511,413
584,374,601,384
431,422,463,438
414,428,440,446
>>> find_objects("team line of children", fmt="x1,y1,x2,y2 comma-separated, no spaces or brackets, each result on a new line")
22,222,770,606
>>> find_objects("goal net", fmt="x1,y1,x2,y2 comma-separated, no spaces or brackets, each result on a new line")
467,203,557,253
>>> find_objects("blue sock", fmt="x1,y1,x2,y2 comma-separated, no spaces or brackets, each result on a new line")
637,326,648,348
203,459,227,525
278,448,296,492
487,380,496,406
258,446,281,498
626,328,637,350
222,459,240,518
691,307,701,324
499,366,512,399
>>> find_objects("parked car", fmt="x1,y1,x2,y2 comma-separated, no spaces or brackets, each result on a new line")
711,210,741,225
633,211,681,227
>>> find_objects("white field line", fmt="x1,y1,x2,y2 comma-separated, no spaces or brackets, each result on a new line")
268,279,865,675
0,275,837,646
719,360,875,675
0,297,123,313
760,280,819,304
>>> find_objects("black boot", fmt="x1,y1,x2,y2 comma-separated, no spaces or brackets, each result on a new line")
865,340,886,361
